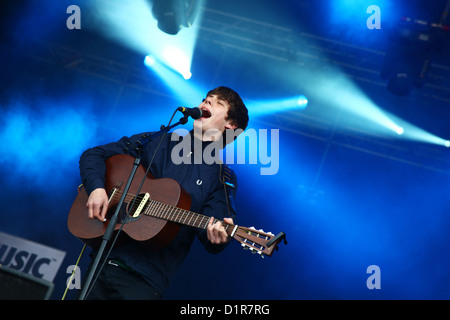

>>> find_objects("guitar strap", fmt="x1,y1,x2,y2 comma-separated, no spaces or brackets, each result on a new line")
219,163,237,221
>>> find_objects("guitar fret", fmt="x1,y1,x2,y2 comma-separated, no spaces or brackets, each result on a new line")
156,202,164,218
191,214,199,228
171,206,177,222
157,202,164,218
148,200,156,217
153,202,160,217
163,204,170,220
196,214,205,229
167,204,176,222
186,212,194,226
152,201,158,217
150,200,157,216
202,217,209,229
148,200,156,216
158,202,166,219
175,207,182,223
176,208,182,222
181,208,188,225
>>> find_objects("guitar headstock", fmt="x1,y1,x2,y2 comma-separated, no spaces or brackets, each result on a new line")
231,226,287,257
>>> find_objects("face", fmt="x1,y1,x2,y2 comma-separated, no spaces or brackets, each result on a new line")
193,94,237,141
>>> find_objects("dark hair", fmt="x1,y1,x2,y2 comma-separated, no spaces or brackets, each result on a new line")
207,86,249,131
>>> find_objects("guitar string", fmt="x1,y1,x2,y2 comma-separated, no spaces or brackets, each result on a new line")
109,191,220,230
107,190,274,253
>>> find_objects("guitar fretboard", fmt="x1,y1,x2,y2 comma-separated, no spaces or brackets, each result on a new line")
145,199,212,229
113,190,235,235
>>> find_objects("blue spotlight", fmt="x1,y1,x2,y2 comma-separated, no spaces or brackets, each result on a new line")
394,126,404,135
89,0,203,81
144,53,191,80
161,46,192,80
144,55,156,67
143,54,204,106
247,95,308,117
182,71,192,80
310,71,406,137
385,115,450,147
296,95,308,108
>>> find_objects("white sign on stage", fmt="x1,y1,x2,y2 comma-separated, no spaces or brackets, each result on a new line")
0,231,66,282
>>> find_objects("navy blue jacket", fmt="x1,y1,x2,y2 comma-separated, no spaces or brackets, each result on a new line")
79,130,237,296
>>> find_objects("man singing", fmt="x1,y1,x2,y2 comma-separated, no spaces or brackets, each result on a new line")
78,86,249,299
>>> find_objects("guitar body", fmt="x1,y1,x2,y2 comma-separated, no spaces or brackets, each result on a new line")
67,154,191,250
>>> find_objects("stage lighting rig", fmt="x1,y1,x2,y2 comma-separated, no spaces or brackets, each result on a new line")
151,0,201,35
381,2,450,96
381,18,444,96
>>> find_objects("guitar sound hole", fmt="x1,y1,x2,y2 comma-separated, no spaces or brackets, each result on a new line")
106,193,150,224
126,193,150,220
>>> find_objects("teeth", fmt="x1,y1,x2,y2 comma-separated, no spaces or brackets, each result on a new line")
201,108,211,118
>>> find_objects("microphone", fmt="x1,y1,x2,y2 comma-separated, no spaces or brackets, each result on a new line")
177,106,203,120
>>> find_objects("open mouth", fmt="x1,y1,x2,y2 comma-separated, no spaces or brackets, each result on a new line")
201,107,211,118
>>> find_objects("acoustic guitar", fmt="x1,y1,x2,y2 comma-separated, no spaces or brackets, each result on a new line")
67,154,285,257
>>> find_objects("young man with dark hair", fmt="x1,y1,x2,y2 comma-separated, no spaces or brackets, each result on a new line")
78,86,249,299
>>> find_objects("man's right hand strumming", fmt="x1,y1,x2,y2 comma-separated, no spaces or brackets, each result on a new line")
86,188,109,222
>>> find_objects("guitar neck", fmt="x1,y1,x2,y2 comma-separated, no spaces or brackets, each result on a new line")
112,189,283,257
143,199,236,236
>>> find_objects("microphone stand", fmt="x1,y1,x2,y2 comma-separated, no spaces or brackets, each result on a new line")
78,115,189,300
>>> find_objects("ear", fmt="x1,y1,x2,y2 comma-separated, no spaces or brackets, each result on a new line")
225,121,237,130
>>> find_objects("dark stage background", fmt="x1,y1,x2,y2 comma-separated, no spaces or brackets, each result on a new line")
0,0,449,300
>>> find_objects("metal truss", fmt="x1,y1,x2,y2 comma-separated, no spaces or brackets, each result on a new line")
13,5,449,176
19,37,170,97
199,7,450,103
198,7,450,175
